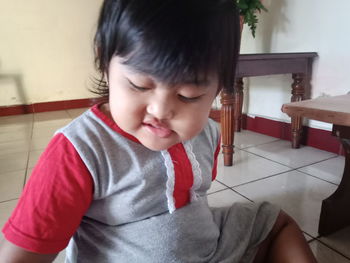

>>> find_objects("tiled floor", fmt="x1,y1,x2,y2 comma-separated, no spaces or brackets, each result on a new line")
0,108,349,262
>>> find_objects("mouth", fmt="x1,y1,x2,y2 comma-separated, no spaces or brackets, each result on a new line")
142,122,173,138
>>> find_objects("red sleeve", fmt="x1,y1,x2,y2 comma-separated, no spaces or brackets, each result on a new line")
2,133,94,254
211,136,221,181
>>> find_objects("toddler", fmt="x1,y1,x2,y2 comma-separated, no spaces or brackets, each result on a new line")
0,0,317,262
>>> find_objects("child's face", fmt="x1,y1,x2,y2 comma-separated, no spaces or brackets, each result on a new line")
106,56,218,151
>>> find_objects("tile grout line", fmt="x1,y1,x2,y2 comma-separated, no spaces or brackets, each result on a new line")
207,187,230,196
0,198,19,204
313,237,350,261
207,186,255,203
233,138,281,151
296,170,339,186
22,113,35,188
238,148,342,186
229,188,255,203
293,155,340,170
238,138,282,150
216,170,293,189
206,188,230,196
207,180,230,195
212,180,255,202
65,109,74,120
238,149,298,169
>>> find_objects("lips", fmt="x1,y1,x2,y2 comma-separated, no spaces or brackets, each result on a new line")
143,122,173,138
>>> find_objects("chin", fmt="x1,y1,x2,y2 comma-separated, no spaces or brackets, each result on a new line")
141,140,178,151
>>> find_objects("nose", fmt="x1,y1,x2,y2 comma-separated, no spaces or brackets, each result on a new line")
146,96,174,120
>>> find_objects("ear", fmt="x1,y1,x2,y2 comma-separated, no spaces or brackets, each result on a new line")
95,45,101,59
104,72,109,86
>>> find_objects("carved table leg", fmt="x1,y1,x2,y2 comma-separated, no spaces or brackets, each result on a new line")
234,78,244,132
220,89,235,166
318,125,350,235
291,73,305,148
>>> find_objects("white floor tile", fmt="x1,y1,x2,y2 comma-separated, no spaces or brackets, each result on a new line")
0,140,30,156
33,110,72,122
0,114,33,125
207,180,227,194
66,108,88,118
207,189,250,208
234,130,279,149
25,168,34,185
0,122,32,134
28,150,44,169
0,200,18,229
33,119,71,129
216,150,291,187
245,140,337,168
0,129,32,143
233,170,337,237
0,170,25,202
0,152,28,174
298,156,345,185
309,240,350,263
32,124,65,138
319,226,350,259
30,136,52,151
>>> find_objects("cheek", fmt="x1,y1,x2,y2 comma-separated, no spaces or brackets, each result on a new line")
110,89,143,116
179,108,211,138
182,98,216,136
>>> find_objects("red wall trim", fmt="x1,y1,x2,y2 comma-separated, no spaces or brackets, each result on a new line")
0,97,107,117
211,109,342,155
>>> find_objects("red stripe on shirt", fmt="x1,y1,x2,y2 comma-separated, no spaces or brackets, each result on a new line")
212,136,221,181
2,133,93,254
167,143,194,209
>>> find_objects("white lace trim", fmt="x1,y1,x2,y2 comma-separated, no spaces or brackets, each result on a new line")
161,150,176,213
183,141,202,202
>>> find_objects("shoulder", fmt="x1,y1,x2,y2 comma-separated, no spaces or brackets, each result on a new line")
56,106,102,136
187,118,220,156
199,118,220,148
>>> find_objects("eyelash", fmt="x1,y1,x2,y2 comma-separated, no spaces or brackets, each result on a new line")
128,80,201,102
177,94,201,102
128,81,149,92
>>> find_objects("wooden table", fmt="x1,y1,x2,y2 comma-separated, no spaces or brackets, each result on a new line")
220,52,318,166
282,94,350,235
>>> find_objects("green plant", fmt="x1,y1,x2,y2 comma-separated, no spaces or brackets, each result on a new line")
237,0,268,37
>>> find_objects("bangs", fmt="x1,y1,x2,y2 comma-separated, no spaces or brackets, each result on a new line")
94,0,240,93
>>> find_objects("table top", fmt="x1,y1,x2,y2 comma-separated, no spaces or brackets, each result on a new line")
282,94,350,126
239,52,318,61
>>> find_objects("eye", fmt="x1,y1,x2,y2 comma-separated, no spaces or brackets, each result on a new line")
178,94,202,102
127,79,150,92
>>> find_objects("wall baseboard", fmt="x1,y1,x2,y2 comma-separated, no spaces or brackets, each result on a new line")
0,101,342,155
0,97,107,116
210,109,342,155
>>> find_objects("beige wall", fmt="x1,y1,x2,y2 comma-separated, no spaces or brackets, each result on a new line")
0,0,103,106
1,1,349,132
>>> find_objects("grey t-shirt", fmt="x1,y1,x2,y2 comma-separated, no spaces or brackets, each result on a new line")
56,106,279,263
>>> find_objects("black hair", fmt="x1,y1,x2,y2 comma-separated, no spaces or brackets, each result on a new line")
93,0,240,96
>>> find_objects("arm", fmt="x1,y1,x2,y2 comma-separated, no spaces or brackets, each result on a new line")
1,133,93,261
0,239,57,263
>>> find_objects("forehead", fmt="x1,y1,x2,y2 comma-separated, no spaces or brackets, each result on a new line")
112,57,217,88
